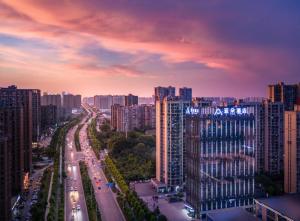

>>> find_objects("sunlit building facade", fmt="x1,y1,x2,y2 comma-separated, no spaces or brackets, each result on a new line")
186,106,256,217
284,106,300,193
156,96,191,190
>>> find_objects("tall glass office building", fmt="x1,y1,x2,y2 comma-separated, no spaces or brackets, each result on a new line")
185,106,256,217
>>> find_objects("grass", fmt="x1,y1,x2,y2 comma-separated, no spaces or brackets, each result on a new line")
75,124,84,151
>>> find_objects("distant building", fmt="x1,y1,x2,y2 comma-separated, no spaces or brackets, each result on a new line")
284,105,300,193
197,97,236,106
41,93,62,107
31,89,41,142
111,104,155,132
193,97,213,107
185,105,255,217
94,95,113,110
138,96,154,105
82,97,94,105
111,104,123,131
179,87,192,101
268,82,300,111
63,94,81,109
156,87,192,190
154,86,175,101
125,94,138,106
94,95,125,110
112,95,126,106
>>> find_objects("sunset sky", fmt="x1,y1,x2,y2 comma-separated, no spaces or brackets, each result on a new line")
0,1,299,97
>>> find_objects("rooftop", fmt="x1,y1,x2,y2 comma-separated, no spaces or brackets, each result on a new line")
255,194,300,221
206,207,260,221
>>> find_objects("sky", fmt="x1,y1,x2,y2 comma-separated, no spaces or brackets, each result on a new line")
0,0,299,97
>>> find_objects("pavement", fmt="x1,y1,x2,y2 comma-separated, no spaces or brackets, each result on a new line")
65,125,89,221
44,171,54,220
80,109,125,221
134,182,195,221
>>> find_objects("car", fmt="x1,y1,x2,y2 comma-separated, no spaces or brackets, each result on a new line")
77,205,81,210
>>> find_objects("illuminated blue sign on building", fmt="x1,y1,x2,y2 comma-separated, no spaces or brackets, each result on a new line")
214,107,248,116
186,107,199,115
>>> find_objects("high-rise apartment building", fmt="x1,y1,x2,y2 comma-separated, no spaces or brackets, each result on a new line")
0,85,32,173
0,106,24,195
111,104,125,131
156,86,192,190
31,89,41,142
112,95,126,106
63,94,81,109
82,97,94,105
264,101,284,174
94,95,126,110
268,82,300,111
155,86,175,101
284,106,300,193
41,93,62,107
185,106,256,217
144,104,156,129
94,95,113,110
179,87,192,101
0,136,11,221
125,94,138,106
0,105,25,221
111,104,155,132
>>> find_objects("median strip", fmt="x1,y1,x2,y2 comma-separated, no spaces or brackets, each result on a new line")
79,161,102,221
75,124,84,151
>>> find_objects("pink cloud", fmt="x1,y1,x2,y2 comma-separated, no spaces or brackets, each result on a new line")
0,0,299,97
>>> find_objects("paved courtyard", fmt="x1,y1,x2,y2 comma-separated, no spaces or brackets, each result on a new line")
134,182,197,221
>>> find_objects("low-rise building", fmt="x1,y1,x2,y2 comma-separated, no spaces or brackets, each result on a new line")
254,194,300,221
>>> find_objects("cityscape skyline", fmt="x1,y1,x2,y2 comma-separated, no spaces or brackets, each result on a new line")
1,1,300,220
1,1,300,97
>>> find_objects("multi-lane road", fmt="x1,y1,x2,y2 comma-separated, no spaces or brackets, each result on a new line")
79,118,125,221
64,106,125,221
65,124,89,221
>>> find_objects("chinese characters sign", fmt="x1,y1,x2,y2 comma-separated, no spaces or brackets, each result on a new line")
214,107,248,116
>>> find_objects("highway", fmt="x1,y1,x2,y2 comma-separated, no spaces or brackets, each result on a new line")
79,108,125,221
65,125,89,221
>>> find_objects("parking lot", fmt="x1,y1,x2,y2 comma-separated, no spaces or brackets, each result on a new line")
12,165,50,221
